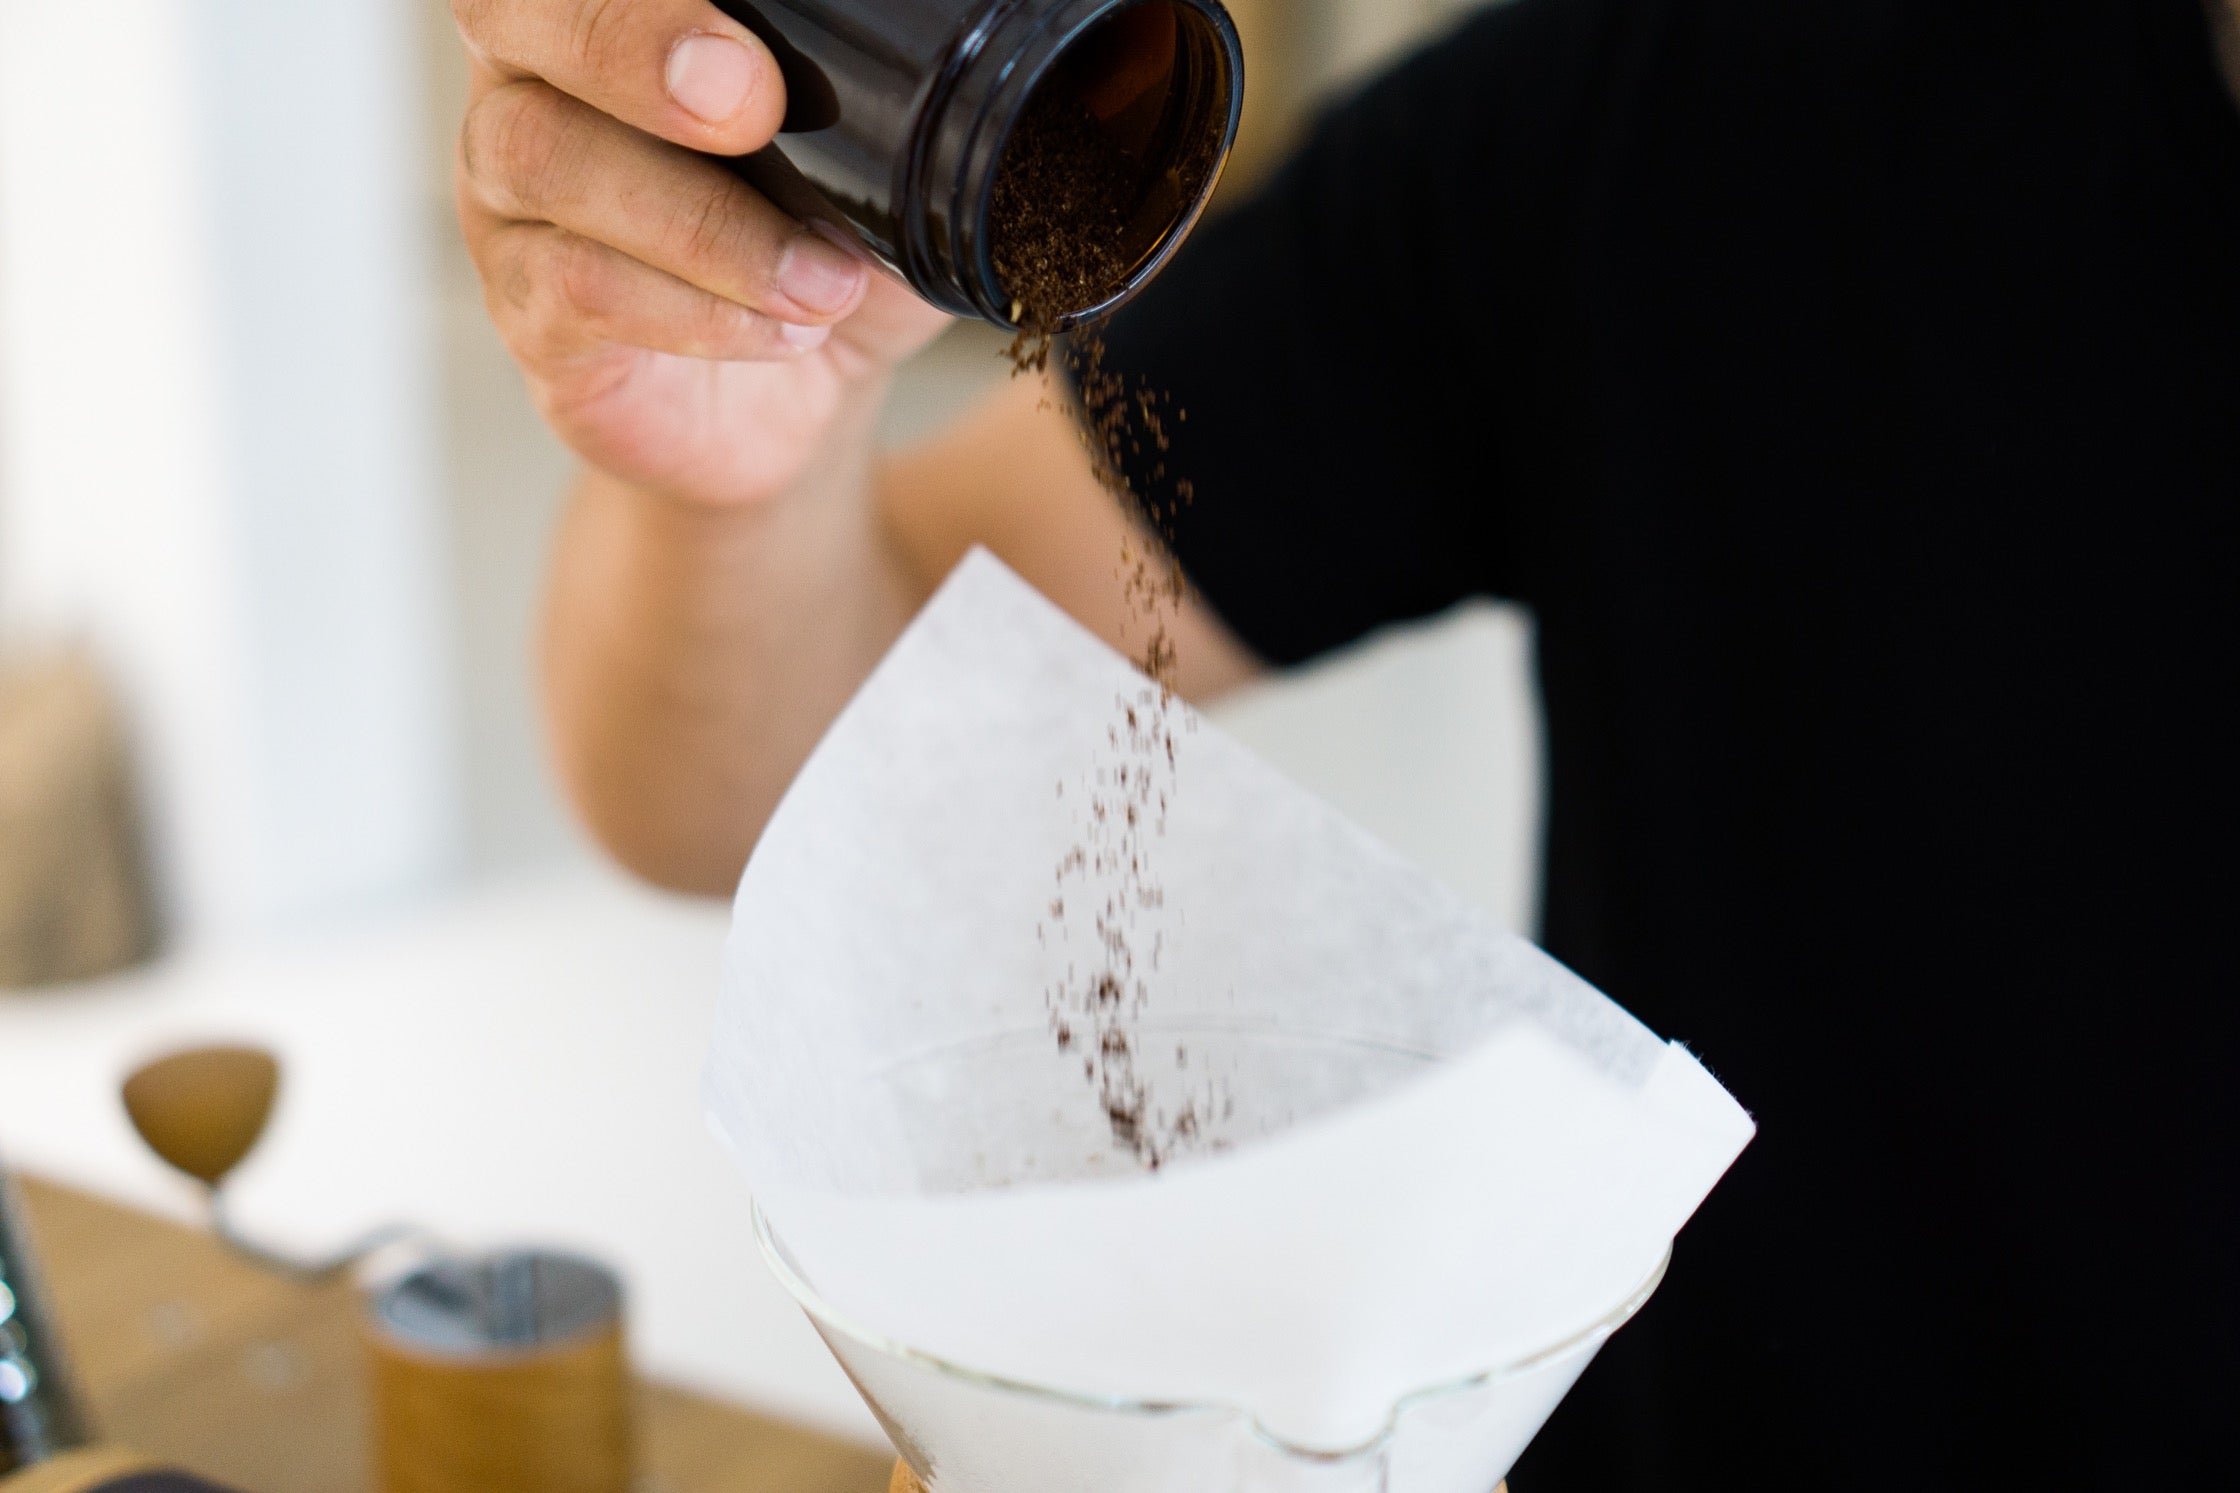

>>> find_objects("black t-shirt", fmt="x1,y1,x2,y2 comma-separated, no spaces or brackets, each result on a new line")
1091,0,2239,1486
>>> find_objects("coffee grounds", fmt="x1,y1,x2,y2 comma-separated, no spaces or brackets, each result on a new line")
986,11,1225,348
985,34,1233,1170
989,85,1143,332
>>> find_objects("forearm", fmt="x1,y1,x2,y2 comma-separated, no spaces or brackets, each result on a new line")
544,371,1262,896
542,392,922,895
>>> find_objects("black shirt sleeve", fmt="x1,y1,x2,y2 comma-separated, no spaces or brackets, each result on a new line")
1083,0,1626,666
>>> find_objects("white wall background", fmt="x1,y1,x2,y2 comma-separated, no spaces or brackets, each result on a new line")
0,0,457,945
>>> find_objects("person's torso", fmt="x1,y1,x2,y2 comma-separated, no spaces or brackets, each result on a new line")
1506,1,2240,1485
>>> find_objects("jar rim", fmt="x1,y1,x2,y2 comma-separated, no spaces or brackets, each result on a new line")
940,0,1244,331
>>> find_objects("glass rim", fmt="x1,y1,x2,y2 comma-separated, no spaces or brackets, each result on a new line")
750,1200,1672,1462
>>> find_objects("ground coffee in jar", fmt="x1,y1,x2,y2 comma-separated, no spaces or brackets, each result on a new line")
715,0,1240,327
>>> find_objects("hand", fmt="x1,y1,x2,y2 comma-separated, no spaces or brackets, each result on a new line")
450,0,955,509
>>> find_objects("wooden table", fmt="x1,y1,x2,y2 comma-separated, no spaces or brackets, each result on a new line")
14,1176,894,1493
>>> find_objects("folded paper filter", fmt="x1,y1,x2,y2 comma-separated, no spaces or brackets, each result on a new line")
707,551,1755,1484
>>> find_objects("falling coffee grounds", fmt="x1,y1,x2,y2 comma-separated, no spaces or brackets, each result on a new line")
994,71,1229,1172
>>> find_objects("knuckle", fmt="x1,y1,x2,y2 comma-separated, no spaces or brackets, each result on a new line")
476,227,575,359
464,84,577,217
672,184,750,275
550,233,622,323
454,110,485,190
567,0,633,78
505,289,583,373
691,291,758,354
493,230,541,311
448,0,490,41
539,350,643,438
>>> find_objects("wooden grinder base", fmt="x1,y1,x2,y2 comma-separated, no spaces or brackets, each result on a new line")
365,1320,631,1493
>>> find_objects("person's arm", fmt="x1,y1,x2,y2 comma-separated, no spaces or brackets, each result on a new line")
447,0,1258,895
467,0,1579,894
542,376,1260,895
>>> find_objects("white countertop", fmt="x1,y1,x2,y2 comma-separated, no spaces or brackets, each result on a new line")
0,863,885,1446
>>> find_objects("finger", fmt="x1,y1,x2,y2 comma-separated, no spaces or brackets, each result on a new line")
451,0,785,155
476,220,835,366
460,78,869,324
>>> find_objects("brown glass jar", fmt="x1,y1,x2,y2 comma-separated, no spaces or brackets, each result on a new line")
711,0,1243,328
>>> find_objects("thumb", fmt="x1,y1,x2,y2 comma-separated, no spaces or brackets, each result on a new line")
452,0,786,155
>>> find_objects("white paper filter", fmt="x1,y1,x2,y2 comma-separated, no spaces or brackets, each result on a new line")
708,549,1754,1449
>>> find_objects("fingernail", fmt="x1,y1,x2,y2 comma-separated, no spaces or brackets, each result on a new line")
666,33,759,125
779,320,832,351
777,234,866,315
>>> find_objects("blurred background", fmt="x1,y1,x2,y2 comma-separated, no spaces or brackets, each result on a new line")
0,0,1530,1444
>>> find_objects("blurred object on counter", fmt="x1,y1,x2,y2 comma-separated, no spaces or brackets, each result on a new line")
366,1252,630,1493
22,1172,384,1493
2,1170,300,1492
0,649,157,990
118,1048,423,1282
13,1175,888,1492
119,1050,279,1192
0,1164,95,1474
